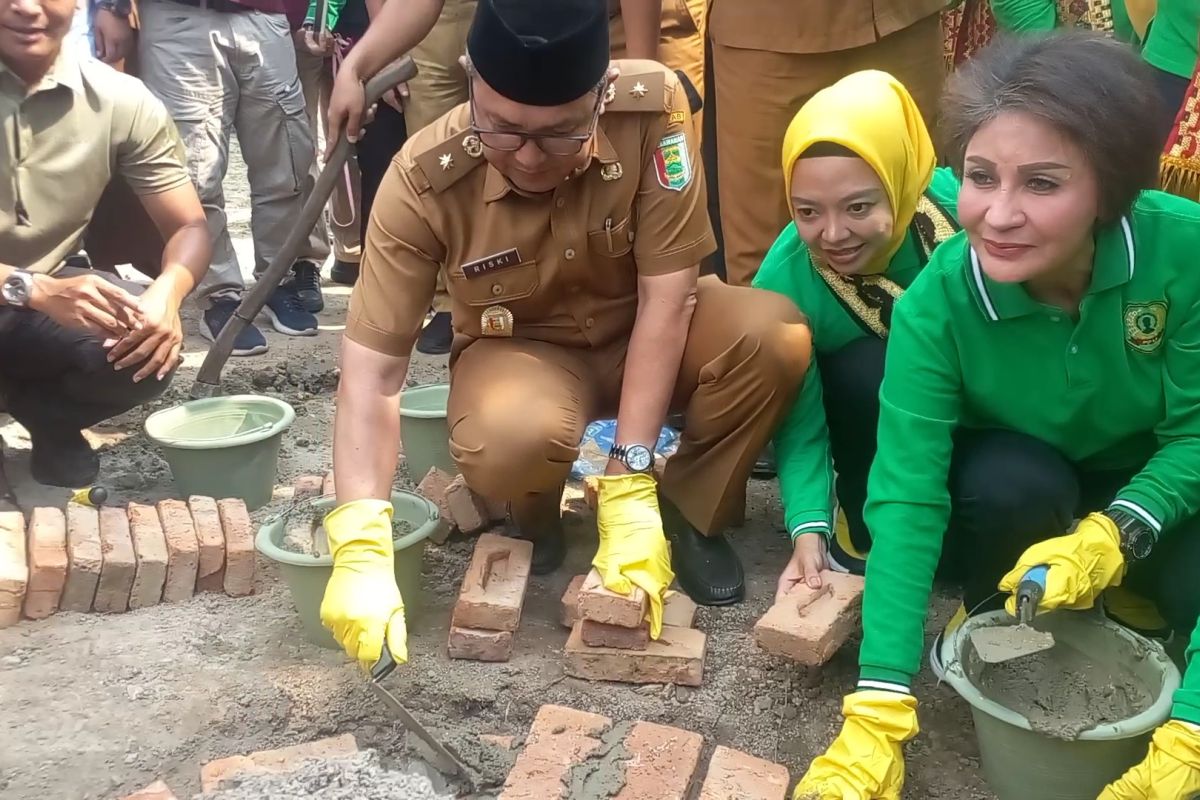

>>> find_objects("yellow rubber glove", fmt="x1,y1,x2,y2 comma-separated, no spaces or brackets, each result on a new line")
1098,721,1200,800
998,512,1127,616
592,473,674,639
793,691,919,800
320,499,408,671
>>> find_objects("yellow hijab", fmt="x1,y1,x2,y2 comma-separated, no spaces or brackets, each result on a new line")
781,70,936,274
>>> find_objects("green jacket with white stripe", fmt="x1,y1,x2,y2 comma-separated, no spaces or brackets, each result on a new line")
857,189,1200,725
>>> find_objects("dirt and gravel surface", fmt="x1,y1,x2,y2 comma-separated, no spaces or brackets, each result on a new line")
0,144,997,799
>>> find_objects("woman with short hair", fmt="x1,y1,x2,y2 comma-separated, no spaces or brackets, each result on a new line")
795,31,1200,800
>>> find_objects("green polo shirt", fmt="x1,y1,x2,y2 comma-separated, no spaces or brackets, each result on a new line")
857,189,1200,725
990,0,1136,43
1142,0,1200,79
752,167,959,541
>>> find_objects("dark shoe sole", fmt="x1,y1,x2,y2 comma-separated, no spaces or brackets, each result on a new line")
263,306,319,337
673,570,745,606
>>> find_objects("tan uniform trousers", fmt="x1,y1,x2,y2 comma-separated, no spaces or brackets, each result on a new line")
713,13,945,287
609,0,708,136
295,42,362,264
446,277,811,535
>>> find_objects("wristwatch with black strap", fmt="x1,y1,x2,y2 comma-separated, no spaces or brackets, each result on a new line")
608,443,654,474
1104,508,1156,562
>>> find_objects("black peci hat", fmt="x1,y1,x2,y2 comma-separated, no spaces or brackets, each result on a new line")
467,0,610,107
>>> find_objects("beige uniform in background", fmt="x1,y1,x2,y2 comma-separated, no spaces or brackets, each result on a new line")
609,0,708,134
347,62,809,534
0,50,189,275
709,0,948,287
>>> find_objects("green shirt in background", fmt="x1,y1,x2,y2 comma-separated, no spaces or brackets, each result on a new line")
751,167,959,540
1142,0,1200,78
857,190,1200,725
990,0,1136,43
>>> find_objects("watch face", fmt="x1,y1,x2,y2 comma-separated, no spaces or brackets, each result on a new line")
3,275,30,305
625,445,653,472
1129,529,1154,561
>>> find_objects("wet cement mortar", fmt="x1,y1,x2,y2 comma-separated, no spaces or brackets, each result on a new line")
0,149,999,800
971,638,1153,740
197,751,452,800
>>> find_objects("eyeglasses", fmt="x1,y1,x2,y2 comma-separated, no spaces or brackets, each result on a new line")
468,81,604,156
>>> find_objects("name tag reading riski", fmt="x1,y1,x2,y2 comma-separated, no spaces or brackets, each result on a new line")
461,248,522,279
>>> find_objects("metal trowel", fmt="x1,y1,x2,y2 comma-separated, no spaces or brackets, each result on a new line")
369,645,476,790
970,565,1057,664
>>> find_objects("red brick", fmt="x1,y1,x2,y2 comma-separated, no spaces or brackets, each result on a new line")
446,475,489,534
189,496,226,592
61,502,101,613
0,511,27,627
698,746,790,800
500,706,702,800
157,500,198,603
613,720,703,799
292,474,325,503
200,734,358,792
127,503,168,608
322,471,337,497
581,618,650,650
448,626,513,662
578,569,646,629
451,532,532,632
753,571,864,666
121,780,179,800
499,705,610,800
22,507,66,619
94,507,136,613
564,622,706,686
417,466,455,544
662,590,698,629
217,499,255,596
560,574,586,628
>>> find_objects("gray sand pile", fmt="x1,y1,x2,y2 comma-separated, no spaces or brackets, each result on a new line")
196,750,453,800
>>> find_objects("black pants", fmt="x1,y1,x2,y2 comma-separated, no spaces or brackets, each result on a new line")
0,268,171,434
355,102,408,246
1152,65,1191,148
821,335,1200,636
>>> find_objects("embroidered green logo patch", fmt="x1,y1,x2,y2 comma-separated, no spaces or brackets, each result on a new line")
653,132,691,191
1124,301,1167,353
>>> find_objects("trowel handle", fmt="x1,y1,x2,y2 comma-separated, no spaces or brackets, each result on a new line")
1016,565,1049,624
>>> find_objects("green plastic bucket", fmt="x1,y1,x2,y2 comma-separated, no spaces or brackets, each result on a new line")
941,609,1180,800
144,395,294,510
255,491,439,649
399,383,457,479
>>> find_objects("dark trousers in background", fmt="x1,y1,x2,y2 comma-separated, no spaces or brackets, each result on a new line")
355,103,409,247
0,268,172,435
819,335,1199,637
1152,65,1191,147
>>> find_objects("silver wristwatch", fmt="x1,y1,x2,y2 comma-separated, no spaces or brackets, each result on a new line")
1,270,34,308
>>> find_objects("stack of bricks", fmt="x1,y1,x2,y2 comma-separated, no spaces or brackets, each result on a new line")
753,571,865,665
562,569,706,687
498,704,790,799
0,497,255,628
447,532,533,661
416,467,506,544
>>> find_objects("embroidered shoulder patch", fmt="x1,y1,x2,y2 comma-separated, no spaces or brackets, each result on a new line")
1124,301,1168,353
653,132,692,191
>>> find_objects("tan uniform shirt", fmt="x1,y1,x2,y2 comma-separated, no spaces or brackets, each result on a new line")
0,50,189,275
709,0,950,53
347,61,716,357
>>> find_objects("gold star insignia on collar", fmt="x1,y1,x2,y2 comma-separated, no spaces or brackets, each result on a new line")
438,153,454,170
630,81,647,99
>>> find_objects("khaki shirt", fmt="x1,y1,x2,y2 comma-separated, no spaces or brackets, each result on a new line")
709,0,949,53
0,50,189,274
347,61,716,357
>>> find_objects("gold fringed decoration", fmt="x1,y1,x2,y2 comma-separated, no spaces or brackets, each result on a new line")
1058,0,1115,34
943,0,997,70
1160,58,1200,202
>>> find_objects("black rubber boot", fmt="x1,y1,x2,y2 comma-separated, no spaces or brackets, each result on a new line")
509,488,566,576
752,442,777,479
330,259,360,286
660,493,744,605
30,427,99,488
416,312,453,356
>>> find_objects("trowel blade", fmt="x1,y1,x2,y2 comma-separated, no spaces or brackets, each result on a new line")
970,624,1056,664
368,681,475,789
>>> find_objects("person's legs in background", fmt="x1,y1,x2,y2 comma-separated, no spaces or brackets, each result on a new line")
404,0,476,355
356,102,408,249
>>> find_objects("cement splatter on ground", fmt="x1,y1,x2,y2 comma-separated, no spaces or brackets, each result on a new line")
197,750,452,800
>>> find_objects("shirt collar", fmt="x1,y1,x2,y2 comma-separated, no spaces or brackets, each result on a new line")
482,124,620,203
0,46,83,97
969,215,1136,321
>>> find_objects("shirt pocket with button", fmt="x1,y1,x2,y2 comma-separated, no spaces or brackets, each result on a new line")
448,259,542,307
587,215,635,258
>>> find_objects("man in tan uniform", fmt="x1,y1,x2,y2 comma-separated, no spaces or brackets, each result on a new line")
319,0,810,672
0,0,210,487
710,0,948,287
608,0,707,132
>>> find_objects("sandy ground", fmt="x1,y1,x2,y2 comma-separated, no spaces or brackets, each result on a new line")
0,144,997,799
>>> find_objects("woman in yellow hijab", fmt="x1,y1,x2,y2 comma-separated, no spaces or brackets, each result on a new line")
752,70,958,598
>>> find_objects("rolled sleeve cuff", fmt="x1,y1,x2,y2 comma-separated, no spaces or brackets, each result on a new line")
345,314,416,357
856,668,914,696
789,516,832,542
636,231,717,277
